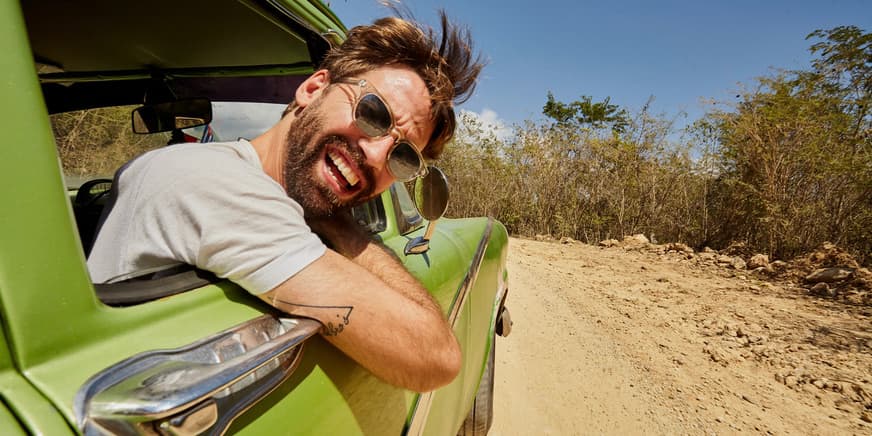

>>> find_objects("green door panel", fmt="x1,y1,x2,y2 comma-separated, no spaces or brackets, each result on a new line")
24,285,274,427
0,2,94,431
422,219,509,435
0,401,28,436
0,317,73,435
383,220,476,314
0,320,72,435
0,370,74,435
0,0,112,369
379,216,510,434
370,188,510,433
24,286,408,435
228,338,415,434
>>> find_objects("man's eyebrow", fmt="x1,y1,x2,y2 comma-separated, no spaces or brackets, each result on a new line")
392,106,430,144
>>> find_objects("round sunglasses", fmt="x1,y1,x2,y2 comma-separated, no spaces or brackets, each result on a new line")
342,78,429,182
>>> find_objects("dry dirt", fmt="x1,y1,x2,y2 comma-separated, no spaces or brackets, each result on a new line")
490,237,872,435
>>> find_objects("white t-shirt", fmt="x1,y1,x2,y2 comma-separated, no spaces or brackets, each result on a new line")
87,140,326,294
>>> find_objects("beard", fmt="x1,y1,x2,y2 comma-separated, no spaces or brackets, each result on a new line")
281,101,376,218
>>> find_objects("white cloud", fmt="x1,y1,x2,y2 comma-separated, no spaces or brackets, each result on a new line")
459,108,513,141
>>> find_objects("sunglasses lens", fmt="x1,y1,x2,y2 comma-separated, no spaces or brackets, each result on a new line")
352,86,425,181
389,141,424,181
355,93,392,137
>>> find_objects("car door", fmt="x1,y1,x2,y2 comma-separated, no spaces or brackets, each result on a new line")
0,324,74,435
0,1,411,434
377,183,510,435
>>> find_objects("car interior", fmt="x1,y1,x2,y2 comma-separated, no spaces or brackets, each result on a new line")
23,0,337,304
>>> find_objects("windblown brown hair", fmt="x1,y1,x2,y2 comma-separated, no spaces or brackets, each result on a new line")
319,12,484,160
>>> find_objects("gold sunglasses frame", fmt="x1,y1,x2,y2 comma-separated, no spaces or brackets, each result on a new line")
342,78,429,182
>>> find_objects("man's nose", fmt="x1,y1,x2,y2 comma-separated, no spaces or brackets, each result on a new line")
358,134,395,174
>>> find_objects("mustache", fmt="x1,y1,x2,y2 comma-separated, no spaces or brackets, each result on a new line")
281,102,380,217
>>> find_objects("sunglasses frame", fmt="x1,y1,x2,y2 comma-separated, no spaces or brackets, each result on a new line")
342,78,429,182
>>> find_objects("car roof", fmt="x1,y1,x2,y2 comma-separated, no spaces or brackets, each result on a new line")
23,0,347,112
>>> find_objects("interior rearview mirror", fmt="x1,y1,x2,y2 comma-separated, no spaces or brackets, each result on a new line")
132,98,212,134
405,166,449,255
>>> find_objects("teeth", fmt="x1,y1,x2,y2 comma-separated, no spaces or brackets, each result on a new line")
328,151,359,187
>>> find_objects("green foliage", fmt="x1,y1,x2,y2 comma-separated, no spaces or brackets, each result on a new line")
439,25,870,265
443,101,704,247
807,25,871,100
698,25,871,261
543,92,630,134
51,106,169,183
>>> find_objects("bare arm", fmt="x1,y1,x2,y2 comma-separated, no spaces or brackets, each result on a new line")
258,213,460,393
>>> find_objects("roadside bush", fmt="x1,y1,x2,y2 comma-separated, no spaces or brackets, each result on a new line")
439,25,870,266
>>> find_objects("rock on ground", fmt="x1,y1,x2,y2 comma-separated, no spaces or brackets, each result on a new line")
805,267,855,283
492,237,872,436
748,254,770,269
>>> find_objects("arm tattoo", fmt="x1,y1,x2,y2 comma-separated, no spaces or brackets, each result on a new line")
275,299,353,337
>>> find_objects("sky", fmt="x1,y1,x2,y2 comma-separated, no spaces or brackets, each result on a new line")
328,0,871,139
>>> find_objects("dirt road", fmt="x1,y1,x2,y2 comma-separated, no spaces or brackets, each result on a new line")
490,237,872,435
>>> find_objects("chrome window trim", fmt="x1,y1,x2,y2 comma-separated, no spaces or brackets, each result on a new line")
391,183,424,236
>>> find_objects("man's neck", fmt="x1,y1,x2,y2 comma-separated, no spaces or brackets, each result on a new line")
250,117,292,187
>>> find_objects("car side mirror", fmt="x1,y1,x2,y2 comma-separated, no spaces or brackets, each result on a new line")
132,98,212,134
404,166,449,255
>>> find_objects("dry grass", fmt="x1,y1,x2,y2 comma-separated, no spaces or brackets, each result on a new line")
51,106,169,181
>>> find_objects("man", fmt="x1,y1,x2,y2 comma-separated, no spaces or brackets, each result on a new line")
88,14,483,393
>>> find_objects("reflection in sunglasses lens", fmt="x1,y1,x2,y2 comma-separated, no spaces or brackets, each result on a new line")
355,93,392,136
351,87,425,181
389,142,421,181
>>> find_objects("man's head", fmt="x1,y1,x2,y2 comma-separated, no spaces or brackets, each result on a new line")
319,13,482,160
273,12,483,217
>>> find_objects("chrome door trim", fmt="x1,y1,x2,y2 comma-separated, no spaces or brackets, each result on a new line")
405,218,494,436
74,315,321,435
447,218,494,326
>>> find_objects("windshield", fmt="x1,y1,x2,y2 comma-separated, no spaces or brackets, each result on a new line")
50,102,286,188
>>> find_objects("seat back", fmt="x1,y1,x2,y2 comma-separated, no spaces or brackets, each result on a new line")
72,178,113,256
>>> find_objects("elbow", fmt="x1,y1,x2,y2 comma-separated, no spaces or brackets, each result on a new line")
437,336,463,387
410,334,462,393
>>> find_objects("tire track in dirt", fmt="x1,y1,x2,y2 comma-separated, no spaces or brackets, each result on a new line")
490,239,687,434
489,238,872,435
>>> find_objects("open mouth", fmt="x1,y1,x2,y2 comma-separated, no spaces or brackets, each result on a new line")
325,148,361,195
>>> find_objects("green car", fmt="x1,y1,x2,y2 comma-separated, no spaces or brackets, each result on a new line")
0,0,510,434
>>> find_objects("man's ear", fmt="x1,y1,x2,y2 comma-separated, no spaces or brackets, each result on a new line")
295,69,330,108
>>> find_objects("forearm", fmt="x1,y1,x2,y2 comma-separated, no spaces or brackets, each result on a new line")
263,215,460,392
261,250,460,392
318,219,443,316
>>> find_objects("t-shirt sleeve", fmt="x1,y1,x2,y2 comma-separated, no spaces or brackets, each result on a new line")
134,146,326,294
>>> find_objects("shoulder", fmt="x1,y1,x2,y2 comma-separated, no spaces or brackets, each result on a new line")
119,140,282,196
128,140,260,176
